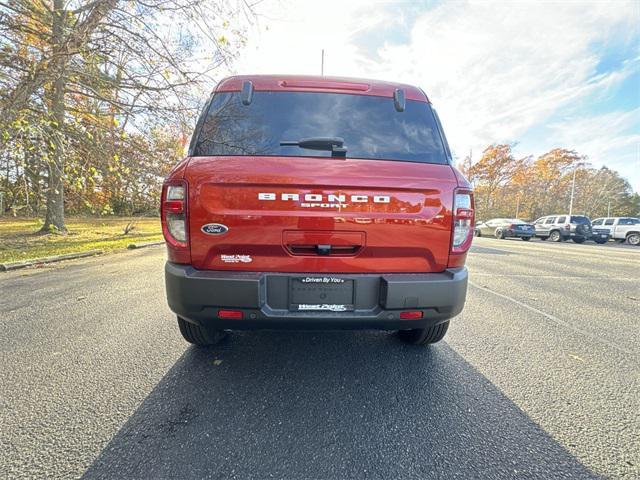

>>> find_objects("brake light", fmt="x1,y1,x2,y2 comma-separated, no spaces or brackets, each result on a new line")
564,224,571,230
400,311,423,320
161,181,190,263
452,189,474,253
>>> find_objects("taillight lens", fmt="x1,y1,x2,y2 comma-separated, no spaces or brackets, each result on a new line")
452,189,474,253
161,181,188,248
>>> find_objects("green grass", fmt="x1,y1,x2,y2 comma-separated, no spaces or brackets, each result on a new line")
0,216,163,264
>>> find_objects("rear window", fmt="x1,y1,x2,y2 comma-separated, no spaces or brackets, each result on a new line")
619,218,640,225
571,216,590,224
192,91,449,164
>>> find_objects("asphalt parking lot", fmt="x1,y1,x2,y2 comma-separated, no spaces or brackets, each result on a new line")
1,238,638,479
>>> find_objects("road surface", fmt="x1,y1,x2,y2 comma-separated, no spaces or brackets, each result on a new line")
1,238,638,479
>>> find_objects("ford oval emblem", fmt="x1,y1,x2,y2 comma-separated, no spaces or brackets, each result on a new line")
201,223,229,235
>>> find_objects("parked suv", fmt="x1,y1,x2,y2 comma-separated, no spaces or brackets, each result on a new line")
592,217,640,245
591,217,640,246
162,75,473,347
533,215,602,243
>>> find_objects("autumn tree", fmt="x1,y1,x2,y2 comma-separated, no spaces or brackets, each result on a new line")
0,0,252,231
468,144,528,214
468,145,638,221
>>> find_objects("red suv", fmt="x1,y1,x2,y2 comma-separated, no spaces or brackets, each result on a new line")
162,75,473,346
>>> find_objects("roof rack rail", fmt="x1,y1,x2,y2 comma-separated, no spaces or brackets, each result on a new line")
393,88,405,112
241,80,254,105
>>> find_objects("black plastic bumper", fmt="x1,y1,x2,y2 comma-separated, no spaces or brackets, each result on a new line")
165,263,468,331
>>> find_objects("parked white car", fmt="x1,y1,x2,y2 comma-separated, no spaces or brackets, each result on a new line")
591,217,640,245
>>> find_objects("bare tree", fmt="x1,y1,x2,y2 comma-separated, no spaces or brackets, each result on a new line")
0,0,253,231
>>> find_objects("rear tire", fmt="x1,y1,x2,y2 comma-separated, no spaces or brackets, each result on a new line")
572,237,586,244
177,316,226,346
549,230,561,242
397,321,450,345
521,236,531,241
474,229,481,237
495,229,506,239
627,233,640,246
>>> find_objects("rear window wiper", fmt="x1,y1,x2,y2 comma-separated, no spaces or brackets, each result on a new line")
280,137,347,157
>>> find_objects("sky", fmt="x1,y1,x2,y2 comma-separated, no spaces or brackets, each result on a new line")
226,0,640,191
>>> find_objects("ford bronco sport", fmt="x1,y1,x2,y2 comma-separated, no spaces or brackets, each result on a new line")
162,75,473,346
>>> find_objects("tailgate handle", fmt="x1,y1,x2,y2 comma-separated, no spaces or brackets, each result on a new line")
287,244,361,256
316,244,332,255
283,230,365,256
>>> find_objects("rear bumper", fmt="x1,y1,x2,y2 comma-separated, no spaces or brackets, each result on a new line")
165,263,468,331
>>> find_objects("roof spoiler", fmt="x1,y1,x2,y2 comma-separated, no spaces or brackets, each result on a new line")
393,88,405,112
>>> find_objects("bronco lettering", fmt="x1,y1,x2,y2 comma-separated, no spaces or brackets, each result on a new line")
258,192,390,203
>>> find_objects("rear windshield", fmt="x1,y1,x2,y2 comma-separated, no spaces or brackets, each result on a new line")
571,216,590,224
619,218,640,225
192,91,449,164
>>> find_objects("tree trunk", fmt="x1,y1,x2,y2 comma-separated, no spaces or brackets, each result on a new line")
41,0,66,233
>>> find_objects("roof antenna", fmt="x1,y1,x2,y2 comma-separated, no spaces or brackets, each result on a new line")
321,49,324,76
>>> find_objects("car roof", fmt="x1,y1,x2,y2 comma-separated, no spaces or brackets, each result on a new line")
544,214,586,218
215,74,429,102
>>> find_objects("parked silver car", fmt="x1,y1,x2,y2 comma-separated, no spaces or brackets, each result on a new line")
474,218,535,240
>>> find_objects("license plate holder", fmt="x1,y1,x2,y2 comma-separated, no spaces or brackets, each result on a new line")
289,277,354,312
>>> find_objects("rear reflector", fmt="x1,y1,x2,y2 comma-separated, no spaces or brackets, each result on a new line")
400,311,423,320
218,309,243,319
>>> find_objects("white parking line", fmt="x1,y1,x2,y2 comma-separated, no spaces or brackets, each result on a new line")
468,280,636,357
473,238,640,261
471,273,637,281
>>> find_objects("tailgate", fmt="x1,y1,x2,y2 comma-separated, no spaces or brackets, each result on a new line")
186,156,457,273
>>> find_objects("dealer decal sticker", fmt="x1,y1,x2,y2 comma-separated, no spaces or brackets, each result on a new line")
220,254,253,263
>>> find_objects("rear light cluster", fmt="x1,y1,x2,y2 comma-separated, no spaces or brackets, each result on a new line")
451,189,474,253
161,181,190,263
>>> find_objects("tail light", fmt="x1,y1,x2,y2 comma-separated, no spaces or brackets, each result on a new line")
508,223,516,230
564,224,571,230
161,181,190,263
452,189,474,252
448,188,474,268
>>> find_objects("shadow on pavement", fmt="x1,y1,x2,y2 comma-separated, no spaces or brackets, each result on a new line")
83,331,598,479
